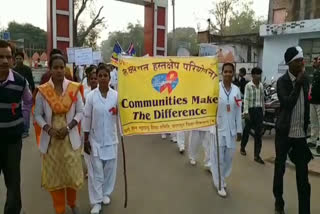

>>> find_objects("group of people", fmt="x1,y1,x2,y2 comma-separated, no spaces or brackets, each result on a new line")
0,40,119,214
0,38,316,214
160,46,315,214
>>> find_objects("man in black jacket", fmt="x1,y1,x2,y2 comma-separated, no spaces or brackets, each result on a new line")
14,51,35,92
14,51,35,138
273,46,312,214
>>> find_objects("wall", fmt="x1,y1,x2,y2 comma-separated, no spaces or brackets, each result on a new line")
268,0,320,23
262,31,320,80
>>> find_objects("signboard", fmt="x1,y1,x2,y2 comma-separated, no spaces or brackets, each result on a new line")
3,32,10,41
74,48,93,66
118,56,219,136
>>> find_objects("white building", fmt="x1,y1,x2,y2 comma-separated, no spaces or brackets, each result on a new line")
260,19,320,81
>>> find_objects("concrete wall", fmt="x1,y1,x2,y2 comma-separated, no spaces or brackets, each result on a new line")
262,31,320,80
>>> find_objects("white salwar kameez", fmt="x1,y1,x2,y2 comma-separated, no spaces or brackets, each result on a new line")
188,126,213,166
210,83,242,188
83,88,118,205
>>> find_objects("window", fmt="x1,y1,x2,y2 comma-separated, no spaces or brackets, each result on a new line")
299,38,320,81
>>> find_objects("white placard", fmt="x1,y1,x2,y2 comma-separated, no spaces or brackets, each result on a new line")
92,51,102,61
66,48,77,63
75,48,93,66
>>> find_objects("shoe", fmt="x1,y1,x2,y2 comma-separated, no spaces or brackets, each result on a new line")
71,207,80,214
217,187,227,198
240,148,247,156
204,162,211,170
190,159,196,165
254,156,265,164
22,132,29,138
275,208,285,214
103,196,111,205
91,204,101,214
179,147,185,154
308,142,317,148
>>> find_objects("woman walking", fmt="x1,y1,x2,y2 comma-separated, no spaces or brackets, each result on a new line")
83,64,118,214
210,63,242,197
34,53,84,214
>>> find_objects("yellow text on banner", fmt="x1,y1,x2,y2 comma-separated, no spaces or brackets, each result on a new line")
118,56,219,136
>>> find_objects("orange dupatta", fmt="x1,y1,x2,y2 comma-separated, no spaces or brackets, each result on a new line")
32,82,84,147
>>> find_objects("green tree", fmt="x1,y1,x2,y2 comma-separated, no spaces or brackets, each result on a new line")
7,22,47,47
167,27,199,56
225,1,266,34
209,0,239,35
100,22,144,62
209,0,265,35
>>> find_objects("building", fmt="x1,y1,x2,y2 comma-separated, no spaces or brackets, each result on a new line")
260,0,320,80
268,0,320,24
198,31,263,74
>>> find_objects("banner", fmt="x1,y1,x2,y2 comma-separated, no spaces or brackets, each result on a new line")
118,56,219,136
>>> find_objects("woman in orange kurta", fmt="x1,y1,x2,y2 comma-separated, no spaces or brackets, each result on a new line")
34,54,84,214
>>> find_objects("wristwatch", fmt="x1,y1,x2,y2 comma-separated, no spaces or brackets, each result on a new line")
67,126,71,132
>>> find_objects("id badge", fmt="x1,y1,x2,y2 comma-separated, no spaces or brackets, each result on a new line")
227,104,231,112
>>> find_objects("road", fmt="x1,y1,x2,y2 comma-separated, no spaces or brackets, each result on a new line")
1,130,320,214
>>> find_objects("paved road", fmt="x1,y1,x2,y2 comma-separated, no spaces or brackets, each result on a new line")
1,131,320,214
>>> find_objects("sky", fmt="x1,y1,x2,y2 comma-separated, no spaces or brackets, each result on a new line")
0,0,270,44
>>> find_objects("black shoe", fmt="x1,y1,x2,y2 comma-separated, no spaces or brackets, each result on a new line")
275,208,285,214
308,142,317,148
240,148,247,156
254,156,265,164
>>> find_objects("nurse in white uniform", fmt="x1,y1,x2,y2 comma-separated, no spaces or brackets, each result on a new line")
210,63,242,198
83,64,118,214
188,127,213,168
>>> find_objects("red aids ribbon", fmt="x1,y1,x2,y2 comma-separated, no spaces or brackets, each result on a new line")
234,97,242,107
308,88,312,101
109,107,117,115
160,71,178,94
11,103,17,116
69,92,78,103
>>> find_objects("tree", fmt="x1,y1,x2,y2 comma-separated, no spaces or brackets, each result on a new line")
74,0,105,47
209,0,266,35
167,27,199,56
225,1,266,35
100,22,144,62
209,0,239,35
6,22,47,47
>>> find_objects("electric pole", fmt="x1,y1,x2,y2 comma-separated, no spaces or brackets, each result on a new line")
172,0,176,55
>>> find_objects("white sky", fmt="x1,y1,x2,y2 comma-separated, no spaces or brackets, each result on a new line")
0,0,269,44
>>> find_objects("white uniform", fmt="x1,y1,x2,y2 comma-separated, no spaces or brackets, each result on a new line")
110,68,118,90
83,88,118,205
177,131,185,151
210,82,242,188
188,126,213,166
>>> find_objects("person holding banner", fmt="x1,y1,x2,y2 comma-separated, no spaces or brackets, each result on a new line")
210,63,242,198
188,128,212,168
34,54,84,214
83,64,118,214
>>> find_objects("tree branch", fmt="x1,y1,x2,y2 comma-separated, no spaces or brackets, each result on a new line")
77,6,105,46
